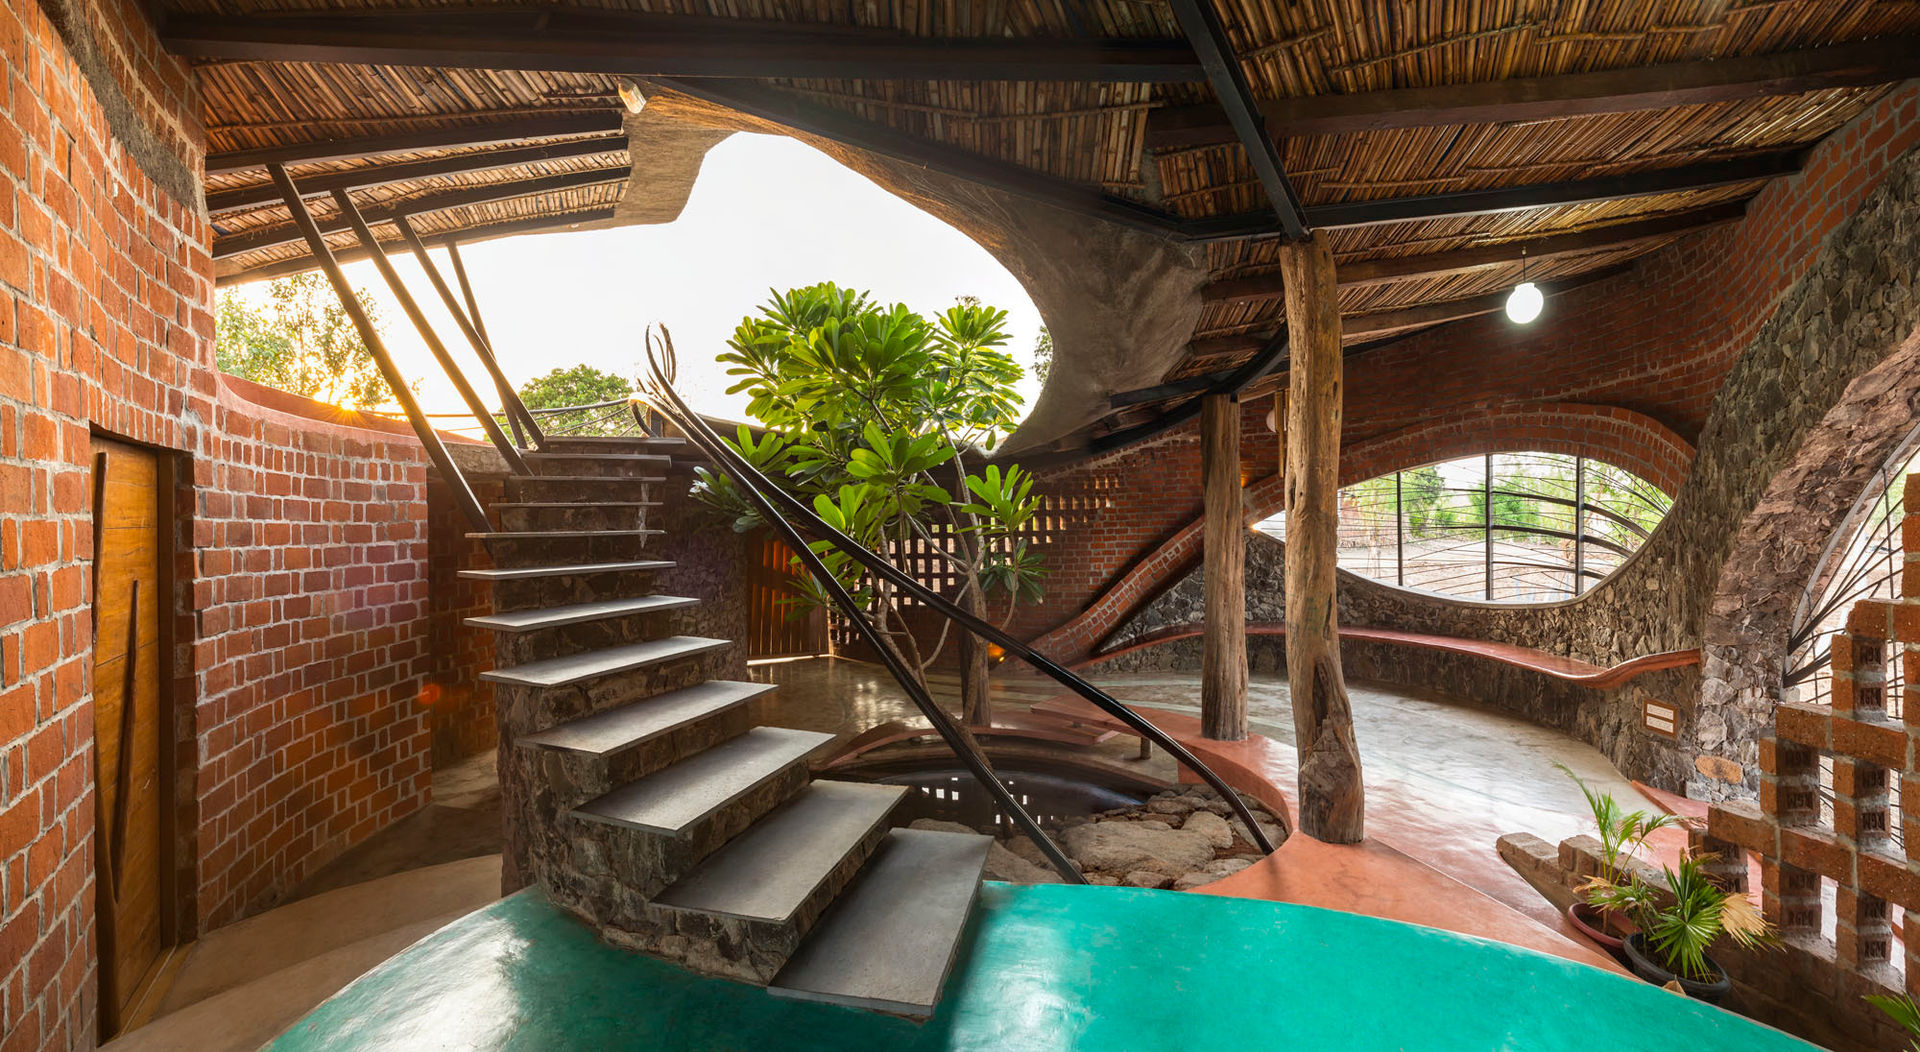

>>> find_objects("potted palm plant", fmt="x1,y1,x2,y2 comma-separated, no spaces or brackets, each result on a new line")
1558,765,1677,953
1583,851,1773,1003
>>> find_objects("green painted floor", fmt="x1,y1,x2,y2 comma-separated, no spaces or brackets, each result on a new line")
270,884,1814,1051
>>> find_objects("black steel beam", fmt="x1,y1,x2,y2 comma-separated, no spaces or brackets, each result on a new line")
213,166,629,259
1184,150,1804,240
206,111,624,173
208,134,627,214
1164,0,1307,239
163,9,1203,83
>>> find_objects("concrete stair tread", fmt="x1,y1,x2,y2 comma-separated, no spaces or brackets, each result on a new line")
518,680,774,755
480,635,729,688
515,474,666,483
572,727,832,836
541,435,684,446
466,530,664,540
526,452,672,464
653,781,907,924
458,559,673,581
464,595,698,632
491,501,662,509
769,828,990,1018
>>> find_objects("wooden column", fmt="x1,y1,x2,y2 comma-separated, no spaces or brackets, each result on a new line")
1200,392,1248,740
1281,235,1365,843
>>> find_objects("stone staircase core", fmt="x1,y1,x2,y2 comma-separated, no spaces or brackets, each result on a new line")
459,434,991,1017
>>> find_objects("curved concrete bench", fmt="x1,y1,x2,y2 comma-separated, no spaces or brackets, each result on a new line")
1080,622,1698,690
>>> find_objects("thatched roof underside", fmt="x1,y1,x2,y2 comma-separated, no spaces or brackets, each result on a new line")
171,0,1920,453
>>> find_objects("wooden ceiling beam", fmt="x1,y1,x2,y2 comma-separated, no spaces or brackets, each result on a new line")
212,166,629,259
1185,150,1801,240
217,206,621,285
1166,0,1308,239
1201,200,1746,304
208,134,628,215
161,10,1203,83
206,111,625,174
1146,38,1920,149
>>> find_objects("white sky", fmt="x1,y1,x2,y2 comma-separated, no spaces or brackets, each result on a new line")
224,132,1046,427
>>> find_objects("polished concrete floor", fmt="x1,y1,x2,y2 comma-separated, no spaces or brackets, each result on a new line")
751,658,1644,925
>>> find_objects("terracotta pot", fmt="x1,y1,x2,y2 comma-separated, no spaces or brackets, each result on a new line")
1622,934,1733,1004
1566,901,1635,952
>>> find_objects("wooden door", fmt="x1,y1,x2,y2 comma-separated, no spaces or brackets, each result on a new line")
745,532,827,658
90,437,169,1037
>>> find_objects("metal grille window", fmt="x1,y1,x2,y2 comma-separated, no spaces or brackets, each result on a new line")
1786,440,1920,712
1258,452,1672,603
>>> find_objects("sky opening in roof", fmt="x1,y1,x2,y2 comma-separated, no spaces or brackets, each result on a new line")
222,132,1048,427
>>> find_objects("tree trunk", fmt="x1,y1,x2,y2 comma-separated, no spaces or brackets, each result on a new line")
1281,234,1365,843
959,586,992,726
1201,393,1248,740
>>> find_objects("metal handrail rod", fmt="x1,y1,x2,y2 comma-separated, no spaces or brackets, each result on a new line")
640,339,1085,884
329,190,531,476
267,164,492,532
394,217,546,450
642,330,1279,854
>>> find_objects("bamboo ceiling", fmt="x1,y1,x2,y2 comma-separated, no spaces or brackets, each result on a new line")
171,0,1920,446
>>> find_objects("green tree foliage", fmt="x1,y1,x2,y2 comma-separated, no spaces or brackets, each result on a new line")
1031,327,1053,385
516,364,636,436
214,273,392,410
693,283,1038,678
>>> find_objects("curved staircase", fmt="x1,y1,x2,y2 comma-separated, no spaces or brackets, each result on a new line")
460,434,990,1018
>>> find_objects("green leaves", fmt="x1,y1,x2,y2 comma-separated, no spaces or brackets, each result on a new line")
1867,993,1920,1051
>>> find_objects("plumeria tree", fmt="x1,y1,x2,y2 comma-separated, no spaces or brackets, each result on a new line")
694,284,1043,722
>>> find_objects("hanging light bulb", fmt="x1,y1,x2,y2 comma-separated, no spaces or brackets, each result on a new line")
1506,248,1544,324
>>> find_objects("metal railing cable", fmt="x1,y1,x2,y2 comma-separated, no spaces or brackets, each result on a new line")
637,333,1087,883
641,328,1281,855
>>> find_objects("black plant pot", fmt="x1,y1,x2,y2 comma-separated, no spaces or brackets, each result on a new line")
1622,934,1732,1004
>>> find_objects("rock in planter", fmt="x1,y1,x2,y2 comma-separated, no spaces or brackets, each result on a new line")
1061,821,1216,876
1124,870,1173,889
1146,794,1195,816
1171,857,1255,891
1182,811,1234,850
985,841,1062,884
1086,873,1121,886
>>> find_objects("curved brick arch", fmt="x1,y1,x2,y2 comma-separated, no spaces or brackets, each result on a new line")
1031,402,1689,663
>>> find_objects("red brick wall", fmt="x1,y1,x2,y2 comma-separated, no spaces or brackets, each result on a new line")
1019,83,1920,666
426,477,498,766
0,7,454,1050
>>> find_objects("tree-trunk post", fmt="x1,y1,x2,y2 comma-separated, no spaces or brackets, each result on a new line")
1282,234,1365,843
959,587,992,726
1200,392,1248,740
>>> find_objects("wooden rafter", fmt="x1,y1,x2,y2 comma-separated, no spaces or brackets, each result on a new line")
1202,201,1745,303
206,111,625,173
162,10,1203,83
1186,151,1801,239
208,134,628,214
1147,38,1920,149
219,206,620,284
213,166,629,259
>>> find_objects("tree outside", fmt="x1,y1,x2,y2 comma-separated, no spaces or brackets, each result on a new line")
215,273,393,410
693,282,1040,723
516,364,636,436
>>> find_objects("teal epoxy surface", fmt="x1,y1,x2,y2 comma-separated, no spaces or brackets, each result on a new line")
271,884,1815,1051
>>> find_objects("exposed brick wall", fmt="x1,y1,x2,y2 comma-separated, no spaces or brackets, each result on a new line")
0,9,467,1050
425,477,498,767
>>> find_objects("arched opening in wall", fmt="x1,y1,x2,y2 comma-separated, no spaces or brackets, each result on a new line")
1256,451,1673,603
1784,425,1920,711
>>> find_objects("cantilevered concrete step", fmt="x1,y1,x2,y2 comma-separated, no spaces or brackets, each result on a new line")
539,435,685,450
458,559,673,582
519,680,773,756
527,452,671,466
466,530,664,542
770,828,991,1018
464,595,698,633
479,635,729,689
491,501,661,511
654,781,906,923
572,727,832,836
